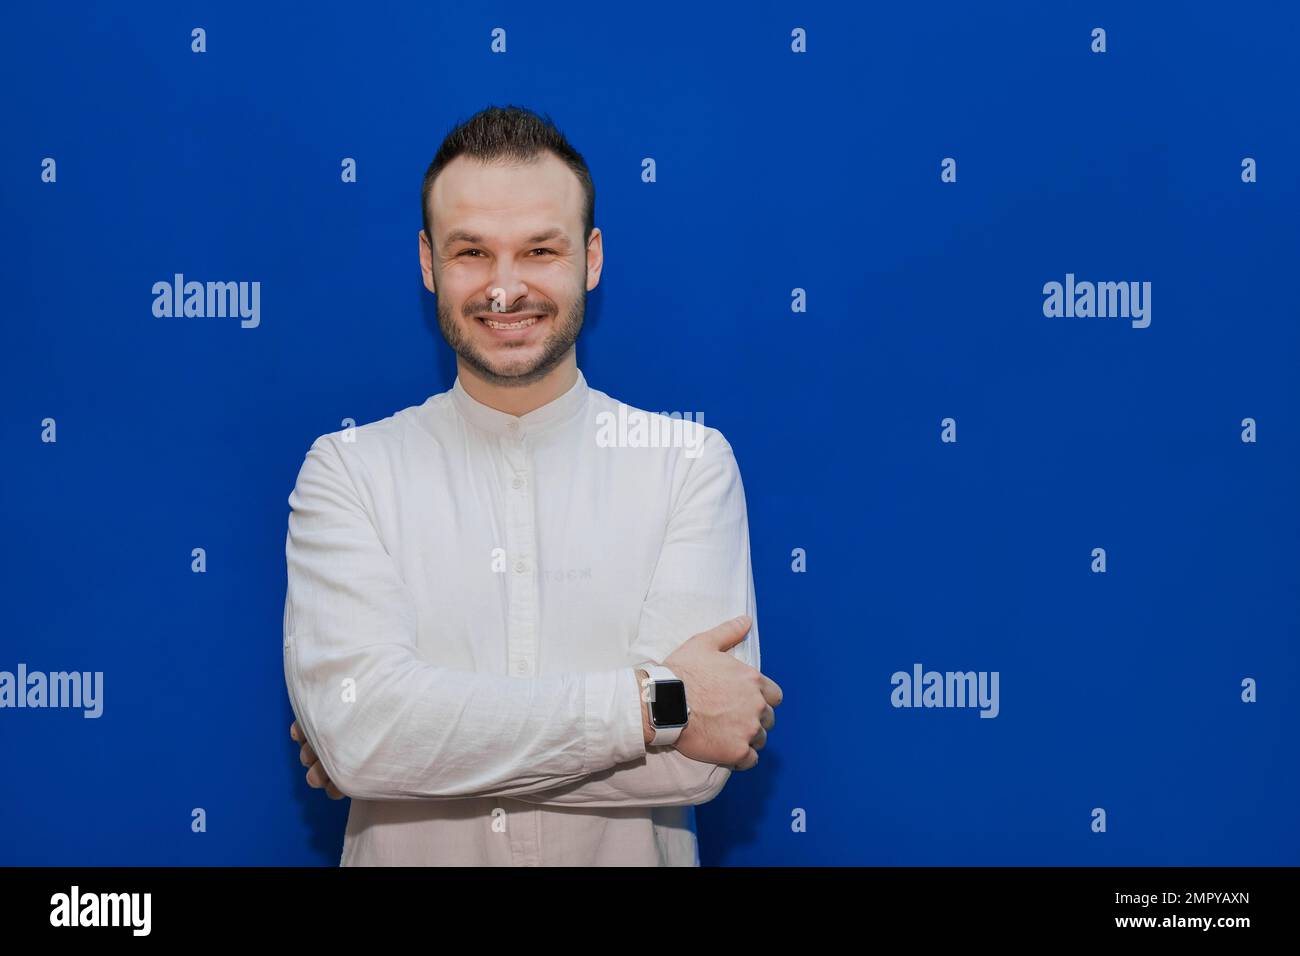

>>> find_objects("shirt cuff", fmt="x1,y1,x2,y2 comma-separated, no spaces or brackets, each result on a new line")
583,667,647,771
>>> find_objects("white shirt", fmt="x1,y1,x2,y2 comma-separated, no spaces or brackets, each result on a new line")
282,367,761,865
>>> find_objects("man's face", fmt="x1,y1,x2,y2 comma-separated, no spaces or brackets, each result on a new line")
420,153,602,387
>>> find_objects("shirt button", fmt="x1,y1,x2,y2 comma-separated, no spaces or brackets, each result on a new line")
512,476,525,489
515,661,528,675
514,559,527,573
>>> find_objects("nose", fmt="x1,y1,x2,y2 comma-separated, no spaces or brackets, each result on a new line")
485,274,530,313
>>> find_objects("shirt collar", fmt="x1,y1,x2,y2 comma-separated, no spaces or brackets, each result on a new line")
450,367,590,439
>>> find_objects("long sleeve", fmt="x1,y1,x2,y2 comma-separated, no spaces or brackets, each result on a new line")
512,429,761,808
282,434,647,801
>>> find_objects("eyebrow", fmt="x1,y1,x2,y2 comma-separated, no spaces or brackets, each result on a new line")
442,228,572,248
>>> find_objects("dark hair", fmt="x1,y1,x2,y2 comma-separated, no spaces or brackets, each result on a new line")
421,105,595,246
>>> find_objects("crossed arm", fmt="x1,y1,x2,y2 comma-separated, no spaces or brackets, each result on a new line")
283,429,760,807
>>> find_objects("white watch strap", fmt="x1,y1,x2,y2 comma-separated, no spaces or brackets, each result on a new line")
641,664,687,747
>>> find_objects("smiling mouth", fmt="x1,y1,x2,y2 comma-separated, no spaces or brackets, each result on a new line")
477,313,544,331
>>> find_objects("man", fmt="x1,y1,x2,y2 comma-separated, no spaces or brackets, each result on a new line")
283,105,783,866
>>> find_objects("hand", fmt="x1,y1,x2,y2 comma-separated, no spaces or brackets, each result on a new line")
290,720,346,799
661,615,782,771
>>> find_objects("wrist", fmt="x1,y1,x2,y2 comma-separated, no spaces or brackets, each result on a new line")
637,668,654,746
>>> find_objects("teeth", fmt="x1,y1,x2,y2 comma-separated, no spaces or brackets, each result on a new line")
483,315,539,330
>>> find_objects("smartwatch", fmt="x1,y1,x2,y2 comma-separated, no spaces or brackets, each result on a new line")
639,663,689,747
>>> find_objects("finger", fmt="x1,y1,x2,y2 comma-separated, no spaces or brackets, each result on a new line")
290,720,301,742
305,762,328,789
759,674,783,707
325,780,345,800
732,747,759,771
299,740,317,768
707,615,752,652
760,705,775,731
750,726,767,751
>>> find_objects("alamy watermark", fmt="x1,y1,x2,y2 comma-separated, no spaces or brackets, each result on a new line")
890,663,999,718
595,404,706,458
0,664,103,718
1043,273,1151,328
50,886,150,935
152,273,260,328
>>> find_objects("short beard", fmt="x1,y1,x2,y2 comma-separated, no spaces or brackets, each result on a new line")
436,284,585,389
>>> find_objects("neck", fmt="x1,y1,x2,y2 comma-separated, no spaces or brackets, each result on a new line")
457,352,579,417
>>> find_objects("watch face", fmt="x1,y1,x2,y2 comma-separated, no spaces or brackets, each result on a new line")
649,679,688,727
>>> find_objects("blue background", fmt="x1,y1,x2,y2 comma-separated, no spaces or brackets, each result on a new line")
2,1,1296,865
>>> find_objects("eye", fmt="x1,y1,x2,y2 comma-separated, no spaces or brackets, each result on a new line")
529,248,557,256
457,249,484,257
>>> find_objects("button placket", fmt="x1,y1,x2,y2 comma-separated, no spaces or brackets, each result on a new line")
501,426,538,681
500,424,544,865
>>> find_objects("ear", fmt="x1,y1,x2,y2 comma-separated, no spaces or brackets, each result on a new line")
419,229,437,294
585,227,604,291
